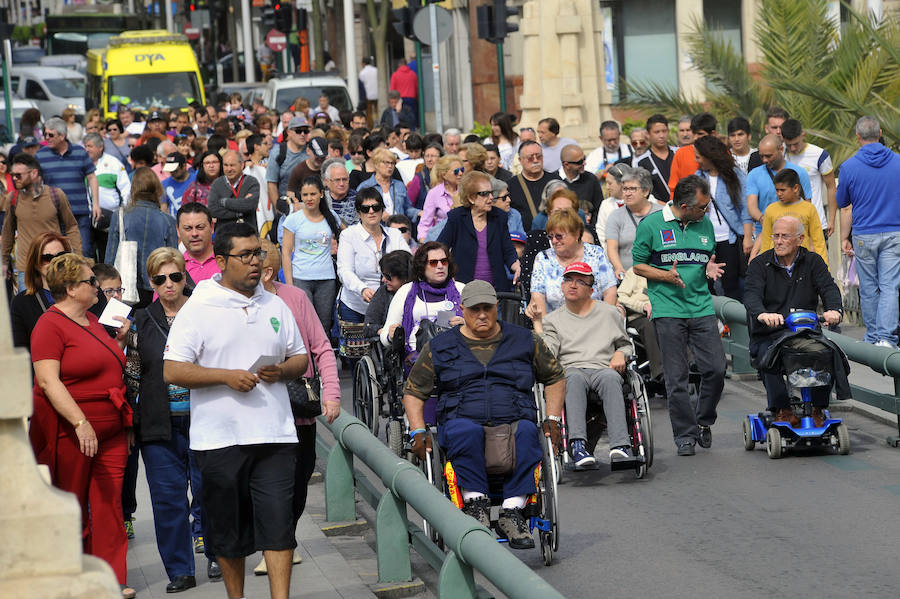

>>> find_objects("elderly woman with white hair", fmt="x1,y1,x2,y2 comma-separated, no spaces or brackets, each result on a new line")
605,166,664,279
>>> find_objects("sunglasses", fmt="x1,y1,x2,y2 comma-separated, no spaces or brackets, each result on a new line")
151,272,185,286
395,226,409,233
427,257,449,267
11,171,30,179
493,194,511,202
548,232,567,242
359,204,384,213
453,167,465,176
350,149,364,155
79,275,99,288
292,127,310,134
564,158,585,166
0,160,7,165
474,190,493,198
41,250,69,263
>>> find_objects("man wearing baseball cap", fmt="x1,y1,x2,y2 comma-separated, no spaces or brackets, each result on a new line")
632,175,726,456
161,153,197,216
533,262,634,468
403,280,566,549
265,115,309,204
286,137,328,197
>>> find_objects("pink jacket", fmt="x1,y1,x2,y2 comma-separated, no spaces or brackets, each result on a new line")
417,183,454,241
273,282,341,424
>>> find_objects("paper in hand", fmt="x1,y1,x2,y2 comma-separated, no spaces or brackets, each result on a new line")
248,354,282,372
99,297,133,327
436,310,454,328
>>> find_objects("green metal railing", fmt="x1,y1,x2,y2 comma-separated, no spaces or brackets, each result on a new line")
713,296,900,445
315,412,565,599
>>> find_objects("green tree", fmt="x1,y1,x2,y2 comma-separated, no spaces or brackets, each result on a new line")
621,0,900,165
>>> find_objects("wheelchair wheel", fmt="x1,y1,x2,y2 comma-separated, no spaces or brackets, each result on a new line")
422,433,445,549
353,356,380,437
540,437,560,553
766,427,783,459
742,418,755,451
628,368,654,470
836,423,850,455
387,419,404,457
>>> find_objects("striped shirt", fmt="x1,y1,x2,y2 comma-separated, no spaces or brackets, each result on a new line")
36,143,95,215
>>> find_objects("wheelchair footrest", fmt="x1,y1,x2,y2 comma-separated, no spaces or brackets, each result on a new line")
610,456,644,471
564,461,601,472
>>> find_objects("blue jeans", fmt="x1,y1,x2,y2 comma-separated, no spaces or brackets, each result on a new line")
854,232,900,344
75,213,94,260
141,416,211,580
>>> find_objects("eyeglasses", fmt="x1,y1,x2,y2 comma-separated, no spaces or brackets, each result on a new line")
770,234,799,241
547,232,568,242
107,127,120,133
381,160,397,167
45,132,59,139
359,204,384,213
632,140,648,147
102,287,126,297
79,275,99,288
225,249,267,264
523,154,543,162
151,272,185,286
41,250,69,263
622,186,642,193
427,257,449,267
563,158,585,166
562,275,592,288
474,190,493,199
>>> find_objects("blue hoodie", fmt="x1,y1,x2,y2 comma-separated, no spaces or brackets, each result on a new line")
836,143,900,234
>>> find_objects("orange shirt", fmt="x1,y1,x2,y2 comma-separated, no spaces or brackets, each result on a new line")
667,144,698,199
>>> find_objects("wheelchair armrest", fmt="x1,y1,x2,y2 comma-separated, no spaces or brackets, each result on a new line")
392,326,407,356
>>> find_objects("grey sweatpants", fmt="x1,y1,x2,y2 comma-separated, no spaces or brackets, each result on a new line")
564,367,630,449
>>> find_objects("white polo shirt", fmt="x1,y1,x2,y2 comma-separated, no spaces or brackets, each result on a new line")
164,275,307,451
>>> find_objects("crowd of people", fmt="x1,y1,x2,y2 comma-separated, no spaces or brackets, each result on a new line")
2,79,898,596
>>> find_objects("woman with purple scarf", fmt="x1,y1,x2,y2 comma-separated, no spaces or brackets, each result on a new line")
380,242,466,361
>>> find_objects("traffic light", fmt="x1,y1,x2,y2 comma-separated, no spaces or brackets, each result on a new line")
186,0,196,12
476,4,494,41
491,0,518,40
392,5,418,40
274,2,292,32
262,3,275,27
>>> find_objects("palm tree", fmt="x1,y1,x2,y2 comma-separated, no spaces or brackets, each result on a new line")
620,0,900,165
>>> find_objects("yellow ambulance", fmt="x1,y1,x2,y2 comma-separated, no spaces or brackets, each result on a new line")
87,30,205,118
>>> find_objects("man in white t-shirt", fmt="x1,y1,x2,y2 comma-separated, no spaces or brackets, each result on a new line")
585,120,633,178
782,118,837,237
164,222,308,599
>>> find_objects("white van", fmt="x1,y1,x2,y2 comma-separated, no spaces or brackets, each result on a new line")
258,73,352,114
10,66,86,119
0,97,40,150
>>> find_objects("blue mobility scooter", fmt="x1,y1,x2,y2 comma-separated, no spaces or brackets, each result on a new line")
742,311,851,459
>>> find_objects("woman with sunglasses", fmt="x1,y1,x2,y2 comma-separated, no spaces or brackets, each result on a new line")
129,247,218,593
106,167,179,308
103,119,132,172
437,171,520,292
417,153,462,241
30,252,134,598
380,241,465,360
10,231,87,351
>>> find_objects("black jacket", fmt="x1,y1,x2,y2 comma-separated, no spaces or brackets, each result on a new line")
11,289,107,351
743,247,842,341
563,171,605,215
507,171,560,231
438,206,518,292
134,300,180,442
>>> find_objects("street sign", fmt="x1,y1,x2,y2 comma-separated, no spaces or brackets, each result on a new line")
412,5,452,46
183,23,200,40
266,28,288,52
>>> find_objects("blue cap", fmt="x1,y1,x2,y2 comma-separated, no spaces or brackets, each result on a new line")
509,230,527,244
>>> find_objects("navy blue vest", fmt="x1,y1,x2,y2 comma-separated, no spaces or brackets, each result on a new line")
430,322,536,426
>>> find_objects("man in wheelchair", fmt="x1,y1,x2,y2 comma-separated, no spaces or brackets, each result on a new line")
744,216,846,427
403,280,566,549
532,262,634,468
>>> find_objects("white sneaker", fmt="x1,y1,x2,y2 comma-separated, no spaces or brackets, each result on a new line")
255,550,302,575
875,340,898,349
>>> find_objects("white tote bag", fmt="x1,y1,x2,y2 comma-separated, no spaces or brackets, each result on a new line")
113,207,140,305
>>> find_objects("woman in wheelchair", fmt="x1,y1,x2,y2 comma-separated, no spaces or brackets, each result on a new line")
403,281,566,549
380,242,466,365
363,250,414,338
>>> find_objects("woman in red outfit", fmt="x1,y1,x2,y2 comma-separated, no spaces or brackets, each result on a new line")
30,253,135,598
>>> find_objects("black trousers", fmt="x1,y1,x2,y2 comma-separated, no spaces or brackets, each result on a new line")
709,239,743,300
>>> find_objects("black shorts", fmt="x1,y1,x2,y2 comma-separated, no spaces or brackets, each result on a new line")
193,443,298,558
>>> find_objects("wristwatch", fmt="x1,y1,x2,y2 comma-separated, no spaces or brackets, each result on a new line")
546,415,562,423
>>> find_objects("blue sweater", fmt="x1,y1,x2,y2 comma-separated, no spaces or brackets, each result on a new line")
695,168,751,244
835,143,900,235
357,174,419,222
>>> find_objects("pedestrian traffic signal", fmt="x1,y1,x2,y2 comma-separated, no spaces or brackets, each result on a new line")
476,4,494,41
491,0,518,40
274,2,292,32
262,3,276,27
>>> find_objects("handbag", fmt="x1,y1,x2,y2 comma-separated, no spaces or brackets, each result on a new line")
113,207,140,305
484,422,516,475
287,360,322,418
415,318,449,351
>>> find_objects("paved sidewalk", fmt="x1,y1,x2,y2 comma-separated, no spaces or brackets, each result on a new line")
125,459,376,599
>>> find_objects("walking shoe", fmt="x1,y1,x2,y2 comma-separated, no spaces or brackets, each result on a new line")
207,560,222,581
193,536,205,554
497,507,535,550
609,445,633,462
697,425,712,448
569,439,597,468
165,575,196,593
677,441,695,456
875,339,899,350
461,496,491,529
775,408,800,427
254,555,267,575
812,407,827,428
124,519,135,540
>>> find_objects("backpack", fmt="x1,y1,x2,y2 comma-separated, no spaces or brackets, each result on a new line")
276,140,289,167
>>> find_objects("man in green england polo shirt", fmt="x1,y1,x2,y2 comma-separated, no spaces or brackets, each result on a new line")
633,175,726,456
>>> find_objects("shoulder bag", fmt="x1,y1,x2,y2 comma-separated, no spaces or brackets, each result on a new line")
287,359,322,418
113,207,141,305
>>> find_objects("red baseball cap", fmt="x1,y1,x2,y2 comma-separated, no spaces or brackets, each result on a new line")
563,262,593,277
